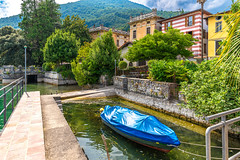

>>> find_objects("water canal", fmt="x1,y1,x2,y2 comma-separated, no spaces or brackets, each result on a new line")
63,97,240,160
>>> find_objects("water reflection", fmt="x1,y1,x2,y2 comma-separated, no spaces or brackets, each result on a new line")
63,98,240,160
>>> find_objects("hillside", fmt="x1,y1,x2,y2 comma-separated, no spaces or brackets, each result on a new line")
0,0,183,31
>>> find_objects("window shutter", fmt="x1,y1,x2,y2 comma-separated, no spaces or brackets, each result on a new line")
185,17,188,27
193,15,195,25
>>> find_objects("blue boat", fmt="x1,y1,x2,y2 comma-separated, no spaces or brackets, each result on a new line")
100,105,181,153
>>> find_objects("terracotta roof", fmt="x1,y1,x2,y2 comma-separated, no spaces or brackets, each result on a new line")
159,9,212,22
204,10,231,19
89,26,129,36
118,42,133,51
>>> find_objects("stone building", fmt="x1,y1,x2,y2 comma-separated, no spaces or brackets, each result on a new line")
128,9,164,41
89,25,130,48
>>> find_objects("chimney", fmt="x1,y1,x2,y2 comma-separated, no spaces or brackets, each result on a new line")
93,24,95,28
140,12,143,15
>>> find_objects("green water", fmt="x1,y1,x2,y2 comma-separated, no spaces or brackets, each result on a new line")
0,82,81,129
63,98,240,160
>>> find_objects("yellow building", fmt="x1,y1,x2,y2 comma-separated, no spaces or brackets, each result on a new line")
128,9,164,41
89,25,130,48
206,12,229,58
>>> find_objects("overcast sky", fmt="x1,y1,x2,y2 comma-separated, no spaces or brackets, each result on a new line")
0,0,233,19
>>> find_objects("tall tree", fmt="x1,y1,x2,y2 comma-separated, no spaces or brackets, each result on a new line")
43,29,80,65
62,15,92,46
0,26,31,66
71,30,120,86
19,0,61,65
125,28,196,62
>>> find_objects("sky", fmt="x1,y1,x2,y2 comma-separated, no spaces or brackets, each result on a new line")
0,0,233,19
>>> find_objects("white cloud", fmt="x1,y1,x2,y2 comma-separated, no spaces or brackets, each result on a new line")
55,0,79,4
0,0,80,18
0,0,21,18
129,0,227,12
205,0,226,10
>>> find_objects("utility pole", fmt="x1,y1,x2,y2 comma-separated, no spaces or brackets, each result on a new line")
197,0,206,62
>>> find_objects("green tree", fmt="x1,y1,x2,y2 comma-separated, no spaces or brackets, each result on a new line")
125,28,196,62
71,30,120,86
43,29,80,65
19,0,61,65
62,15,92,45
0,26,31,66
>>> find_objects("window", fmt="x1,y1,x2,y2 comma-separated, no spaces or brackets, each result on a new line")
187,31,193,37
188,16,193,26
185,16,195,27
166,22,172,30
204,43,207,54
215,16,222,21
216,22,222,32
133,24,136,27
117,40,119,47
147,21,150,24
147,27,151,34
133,30,136,39
215,40,221,55
117,35,119,37
129,62,133,67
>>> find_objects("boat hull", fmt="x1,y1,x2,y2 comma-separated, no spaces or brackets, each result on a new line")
102,120,175,153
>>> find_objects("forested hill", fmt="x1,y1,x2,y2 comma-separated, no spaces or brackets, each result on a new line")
0,0,183,31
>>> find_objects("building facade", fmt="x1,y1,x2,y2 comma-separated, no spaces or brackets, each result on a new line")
206,12,229,58
89,25,130,48
128,9,164,41
161,9,212,58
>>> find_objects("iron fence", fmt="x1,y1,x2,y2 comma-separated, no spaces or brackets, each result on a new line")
0,77,24,126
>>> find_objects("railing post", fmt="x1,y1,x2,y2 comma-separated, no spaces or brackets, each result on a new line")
11,87,14,111
16,83,19,103
206,128,211,160
222,116,228,160
21,80,23,95
3,88,6,125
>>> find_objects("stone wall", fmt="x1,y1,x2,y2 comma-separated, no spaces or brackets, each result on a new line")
44,71,77,85
114,76,205,124
114,76,240,136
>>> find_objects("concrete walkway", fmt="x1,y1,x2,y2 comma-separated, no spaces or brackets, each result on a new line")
0,92,45,160
58,86,116,100
41,95,87,160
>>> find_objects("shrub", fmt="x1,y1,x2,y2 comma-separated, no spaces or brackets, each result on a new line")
119,61,127,70
42,62,54,71
180,59,240,117
148,60,189,83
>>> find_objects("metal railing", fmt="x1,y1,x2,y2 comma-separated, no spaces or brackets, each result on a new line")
0,77,24,126
205,107,240,160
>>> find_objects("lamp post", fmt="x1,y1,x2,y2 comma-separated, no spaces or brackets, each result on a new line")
24,45,27,93
197,0,206,62
115,59,117,76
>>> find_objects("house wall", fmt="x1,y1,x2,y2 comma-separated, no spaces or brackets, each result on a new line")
162,11,210,57
208,16,228,58
90,31,130,48
129,17,159,41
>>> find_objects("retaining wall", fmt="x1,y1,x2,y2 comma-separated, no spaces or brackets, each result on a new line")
114,76,240,136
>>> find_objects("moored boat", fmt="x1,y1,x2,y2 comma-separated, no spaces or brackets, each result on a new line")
100,105,181,153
